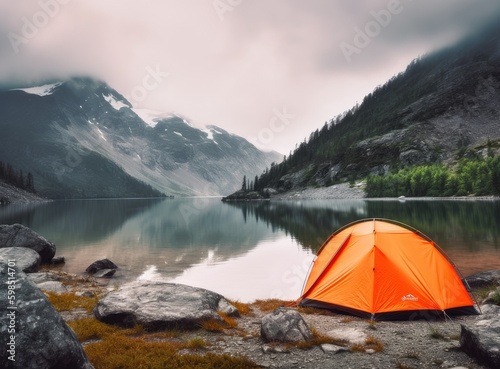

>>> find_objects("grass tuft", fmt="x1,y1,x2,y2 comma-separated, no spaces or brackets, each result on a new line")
68,318,119,341
45,291,98,313
476,285,498,302
367,320,377,330
429,328,445,340
350,335,384,353
488,290,500,304
350,343,366,352
200,318,227,333
184,337,209,350
251,299,291,312
403,350,420,359
228,300,253,316
297,306,336,316
396,361,417,369
219,312,238,329
289,327,348,350
68,317,145,342
200,313,238,333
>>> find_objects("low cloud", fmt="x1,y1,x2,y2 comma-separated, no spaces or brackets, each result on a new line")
1,0,498,153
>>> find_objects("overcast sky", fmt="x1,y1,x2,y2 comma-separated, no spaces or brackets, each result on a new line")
1,0,499,154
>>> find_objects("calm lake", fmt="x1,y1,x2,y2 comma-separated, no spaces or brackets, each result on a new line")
1,198,499,302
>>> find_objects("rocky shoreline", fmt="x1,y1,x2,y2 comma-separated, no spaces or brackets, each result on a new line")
22,269,500,368
225,182,500,201
1,226,500,369
0,181,48,205
0,260,495,369
270,182,365,200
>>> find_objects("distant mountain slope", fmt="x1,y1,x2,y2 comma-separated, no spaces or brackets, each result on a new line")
0,78,281,198
255,21,500,192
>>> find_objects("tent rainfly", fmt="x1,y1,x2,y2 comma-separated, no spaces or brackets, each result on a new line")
298,219,479,320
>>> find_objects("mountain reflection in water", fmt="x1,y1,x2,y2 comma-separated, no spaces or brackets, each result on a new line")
0,198,498,301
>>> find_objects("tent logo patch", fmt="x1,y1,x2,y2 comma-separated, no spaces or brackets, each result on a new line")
401,294,418,302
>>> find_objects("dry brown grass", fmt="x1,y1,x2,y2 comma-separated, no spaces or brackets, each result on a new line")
184,337,209,350
146,330,183,340
297,306,336,316
251,299,292,312
365,335,384,352
290,327,348,350
68,317,256,369
45,291,98,313
84,335,259,369
350,335,384,353
200,318,227,333
228,300,253,316
200,312,238,333
68,317,146,341
68,318,119,341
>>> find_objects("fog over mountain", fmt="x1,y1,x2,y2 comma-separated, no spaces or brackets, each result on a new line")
1,1,499,153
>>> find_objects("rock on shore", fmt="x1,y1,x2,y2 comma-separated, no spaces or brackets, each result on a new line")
261,308,312,343
0,224,56,263
0,262,94,369
465,270,500,289
461,304,500,368
0,247,40,272
94,281,239,329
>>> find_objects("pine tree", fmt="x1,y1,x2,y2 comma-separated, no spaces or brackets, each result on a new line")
17,170,25,189
26,172,35,193
241,175,247,191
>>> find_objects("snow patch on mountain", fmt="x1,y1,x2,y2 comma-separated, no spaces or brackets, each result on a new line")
103,93,128,110
12,82,63,96
203,128,214,140
132,108,168,127
201,127,221,144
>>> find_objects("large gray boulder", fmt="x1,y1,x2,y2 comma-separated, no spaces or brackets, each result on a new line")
460,304,500,368
0,262,94,369
261,308,312,343
464,270,500,289
0,247,41,272
0,224,56,263
94,281,238,329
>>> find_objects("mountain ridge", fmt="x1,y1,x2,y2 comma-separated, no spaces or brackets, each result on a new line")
0,78,281,198
252,20,500,194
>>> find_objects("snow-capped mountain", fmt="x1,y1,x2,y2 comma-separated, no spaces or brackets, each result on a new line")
0,77,281,198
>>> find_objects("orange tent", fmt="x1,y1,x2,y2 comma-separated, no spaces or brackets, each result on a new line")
298,219,478,320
